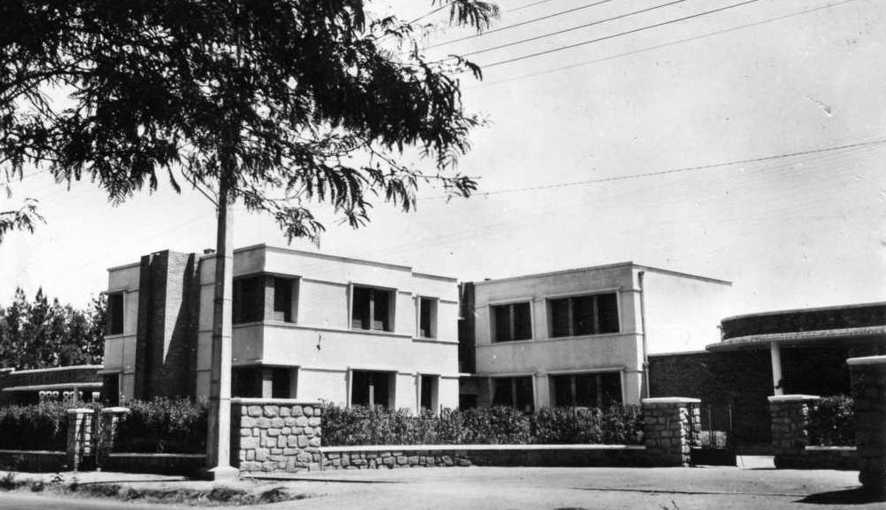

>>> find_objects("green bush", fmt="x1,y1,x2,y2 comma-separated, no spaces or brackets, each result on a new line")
807,395,854,446
113,397,207,454
322,405,643,446
0,401,73,451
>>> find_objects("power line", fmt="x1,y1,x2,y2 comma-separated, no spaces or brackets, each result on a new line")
474,0,862,88
482,0,762,69
422,137,886,199
461,0,687,57
427,0,616,49
509,0,564,13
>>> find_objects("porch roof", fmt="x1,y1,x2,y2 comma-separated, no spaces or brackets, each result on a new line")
706,325,886,352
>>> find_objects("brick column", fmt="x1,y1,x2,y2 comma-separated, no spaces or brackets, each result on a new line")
642,397,700,466
768,394,820,469
848,355,886,496
66,408,96,471
231,398,322,473
98,407,130,467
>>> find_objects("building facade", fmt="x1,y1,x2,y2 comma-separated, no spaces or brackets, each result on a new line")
101,244,460,413
458,262,731,409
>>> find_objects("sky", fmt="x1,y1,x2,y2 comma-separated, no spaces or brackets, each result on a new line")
1,0,885,318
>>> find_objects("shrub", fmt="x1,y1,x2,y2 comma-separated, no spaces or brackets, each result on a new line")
322,404,643,446
0,401,72,451
112,397,207,454
807,395,854,446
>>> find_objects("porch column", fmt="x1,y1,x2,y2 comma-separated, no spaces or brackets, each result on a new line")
770,342,784,395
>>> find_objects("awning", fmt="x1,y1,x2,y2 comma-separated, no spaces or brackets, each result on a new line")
706,325,886,352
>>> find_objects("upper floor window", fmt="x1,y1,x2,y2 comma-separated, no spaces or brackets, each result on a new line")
107,292,124,335
491,302,532,342
549,292,619,337
352,286,394,332
418,297,437,338
233,275,298,324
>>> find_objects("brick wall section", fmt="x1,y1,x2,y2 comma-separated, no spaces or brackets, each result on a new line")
230,398,322,473
848,355,886,496
768,394,819,468
641,397,700,466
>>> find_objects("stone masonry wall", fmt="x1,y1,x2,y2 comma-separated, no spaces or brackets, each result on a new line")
768,394,819,469
641,397,700,466
849,355,886,495
231,399,322,473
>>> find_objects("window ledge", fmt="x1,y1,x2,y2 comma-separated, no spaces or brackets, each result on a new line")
412,337,458,345
104,333,126,339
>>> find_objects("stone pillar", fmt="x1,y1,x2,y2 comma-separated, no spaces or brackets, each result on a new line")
66,408,96,471
848,355,886,496
641,397,700,466
98,407,130,467
768,394,819,468
231,398,322,473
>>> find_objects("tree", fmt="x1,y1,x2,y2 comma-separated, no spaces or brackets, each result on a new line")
2,0,497,477
0,287,105,369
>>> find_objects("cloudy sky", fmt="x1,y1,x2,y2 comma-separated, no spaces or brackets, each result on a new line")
2,0,884,318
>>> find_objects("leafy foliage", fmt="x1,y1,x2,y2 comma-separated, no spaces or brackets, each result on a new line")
1,0,499,241
0,197,43,244
807,395,855,447
0,288,105,369
112,397,208,454
0,401,70,450
322,405,644,446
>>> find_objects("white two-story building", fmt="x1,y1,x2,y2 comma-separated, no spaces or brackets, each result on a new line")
101,244,460,412
458,262,731,410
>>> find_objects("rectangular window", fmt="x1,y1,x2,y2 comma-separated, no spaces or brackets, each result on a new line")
419,297,436,338
420,374,438,411
550,372,622,408
350,370,393,409
101,374,120,406
548,293,619,337
272,277,297,323
107,293,124,335
491,376,534,413
491,302,532,342
233,276,263,324
351,286,394,332
232,367,262,398
271,367,291,398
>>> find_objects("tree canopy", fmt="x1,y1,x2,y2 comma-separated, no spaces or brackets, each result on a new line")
1,0,498,240
0,288,105,369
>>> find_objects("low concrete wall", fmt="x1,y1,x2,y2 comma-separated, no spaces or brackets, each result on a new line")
0,449,66,472
800,446,858,470
101,453,205,475
320,444,647,470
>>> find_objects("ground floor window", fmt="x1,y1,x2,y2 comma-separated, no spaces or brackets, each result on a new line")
102,374,120,406
550,371,622,408
233,367,294,398
419,374,439,412
492,376,534,413
351,370,394,409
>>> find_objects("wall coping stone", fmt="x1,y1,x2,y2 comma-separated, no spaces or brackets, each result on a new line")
767,394,821,402
0,449,65,455
805,446,857,452
101,407,131,414
846,355,886,366
641,397,701,404
230,398,321,405
66,408,95,414
320,444,646,453
108,453,206,459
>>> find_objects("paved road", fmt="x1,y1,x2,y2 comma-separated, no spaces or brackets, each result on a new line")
0,466,880,509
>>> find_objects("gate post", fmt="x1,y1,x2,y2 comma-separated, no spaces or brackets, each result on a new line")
98,407,130,468
768,394,819,468
848,355,886,496
642,397,700,466
66,408,96,471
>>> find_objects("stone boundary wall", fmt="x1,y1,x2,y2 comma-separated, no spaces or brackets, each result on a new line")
320,444,647,470
768,394,859,470
230,398,322,473
0,449,66,472
848,355,886,495
642,397,700,466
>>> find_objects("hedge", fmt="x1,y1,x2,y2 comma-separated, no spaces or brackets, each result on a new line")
807,395,854,447
112,397,208,454
322,405,644,446
0,401,73,451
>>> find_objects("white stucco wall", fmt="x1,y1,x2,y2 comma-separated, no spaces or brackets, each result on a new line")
104,264,140,402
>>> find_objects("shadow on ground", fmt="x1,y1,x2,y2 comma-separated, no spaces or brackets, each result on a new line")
797,487,886,505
